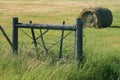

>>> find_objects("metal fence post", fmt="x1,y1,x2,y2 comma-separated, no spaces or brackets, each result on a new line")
12,17,18,54
75,18,83,61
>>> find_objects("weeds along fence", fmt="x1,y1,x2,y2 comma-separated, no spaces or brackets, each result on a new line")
1,17,83,61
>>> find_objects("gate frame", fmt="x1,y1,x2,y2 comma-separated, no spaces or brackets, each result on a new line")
12,17,83,61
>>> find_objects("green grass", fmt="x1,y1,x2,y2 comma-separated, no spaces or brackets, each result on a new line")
0,0,120,80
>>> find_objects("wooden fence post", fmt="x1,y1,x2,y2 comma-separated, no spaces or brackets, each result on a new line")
12,17,18,54
75,18,83,61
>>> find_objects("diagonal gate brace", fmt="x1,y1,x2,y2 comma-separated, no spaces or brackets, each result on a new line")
0,26,12,48
40,29,48,54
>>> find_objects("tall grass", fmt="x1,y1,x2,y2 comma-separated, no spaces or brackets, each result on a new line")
0,46,120,80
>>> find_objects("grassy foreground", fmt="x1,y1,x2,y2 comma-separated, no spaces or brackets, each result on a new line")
0,0,120,80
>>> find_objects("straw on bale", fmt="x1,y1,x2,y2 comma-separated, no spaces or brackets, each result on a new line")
80,7,113,28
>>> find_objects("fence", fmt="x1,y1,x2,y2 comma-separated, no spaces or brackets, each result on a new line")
1,17,83,61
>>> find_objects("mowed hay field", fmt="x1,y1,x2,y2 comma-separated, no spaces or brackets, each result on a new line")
0,0,120,80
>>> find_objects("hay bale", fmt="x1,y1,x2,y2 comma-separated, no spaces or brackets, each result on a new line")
80,7,113,28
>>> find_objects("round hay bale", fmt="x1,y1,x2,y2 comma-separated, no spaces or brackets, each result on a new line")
80,7,113,28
